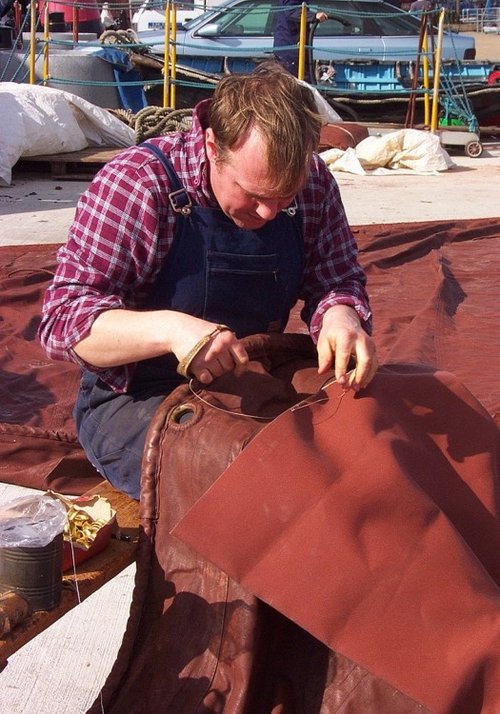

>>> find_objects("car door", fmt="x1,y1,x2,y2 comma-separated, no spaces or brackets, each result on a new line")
369,5,425,62
312,1,386,61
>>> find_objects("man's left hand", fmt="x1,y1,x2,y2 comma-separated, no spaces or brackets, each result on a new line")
316,304,378,391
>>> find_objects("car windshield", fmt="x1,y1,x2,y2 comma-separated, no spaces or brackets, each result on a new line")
182,0,423,37
183,7,217,29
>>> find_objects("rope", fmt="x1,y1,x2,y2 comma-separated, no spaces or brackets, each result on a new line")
80,105,194,142
106,107,136,127
439,23,479,133
134,106,193,143
99,28,137,47
99,28,151,57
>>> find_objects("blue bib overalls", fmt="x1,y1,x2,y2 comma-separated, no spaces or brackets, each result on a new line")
74,144,304,499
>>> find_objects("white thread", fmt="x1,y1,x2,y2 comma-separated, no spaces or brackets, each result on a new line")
187,380,274,420
67,530,105,713
187,371,351,419
67,532,82,604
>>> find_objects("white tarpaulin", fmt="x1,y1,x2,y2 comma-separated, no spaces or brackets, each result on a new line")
297,80,343,125
0,82,135,186
321,128,455,175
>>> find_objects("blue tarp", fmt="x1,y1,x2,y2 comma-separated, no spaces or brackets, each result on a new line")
94,46,147,113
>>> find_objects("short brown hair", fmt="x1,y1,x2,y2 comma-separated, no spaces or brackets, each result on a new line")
207,61,322,195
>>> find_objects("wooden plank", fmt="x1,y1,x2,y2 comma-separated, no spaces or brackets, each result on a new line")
15,147,124,180
21,148,123,164
0,481,140,664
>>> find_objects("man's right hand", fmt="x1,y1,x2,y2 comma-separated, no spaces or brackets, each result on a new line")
74,308,249,383
176,318,249,384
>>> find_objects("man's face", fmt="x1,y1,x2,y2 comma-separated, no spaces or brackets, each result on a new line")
205,127,303,230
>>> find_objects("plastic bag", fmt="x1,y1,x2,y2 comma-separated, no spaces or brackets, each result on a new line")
0,494,67,549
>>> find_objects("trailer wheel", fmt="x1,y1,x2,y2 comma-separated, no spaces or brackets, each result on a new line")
465,141,483,158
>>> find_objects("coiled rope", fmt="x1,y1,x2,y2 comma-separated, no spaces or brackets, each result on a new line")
134,106,193,143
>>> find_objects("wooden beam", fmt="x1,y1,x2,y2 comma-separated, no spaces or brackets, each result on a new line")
0,481,139,665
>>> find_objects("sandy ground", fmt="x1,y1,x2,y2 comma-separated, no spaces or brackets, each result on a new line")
2,141,500,246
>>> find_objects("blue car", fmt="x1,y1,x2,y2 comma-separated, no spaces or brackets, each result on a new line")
136,0,476,75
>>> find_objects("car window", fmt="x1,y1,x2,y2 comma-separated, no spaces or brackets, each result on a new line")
315,14,364,36
216,0,275,36
191,0,423,38
313,0,421,37
367,7,421,35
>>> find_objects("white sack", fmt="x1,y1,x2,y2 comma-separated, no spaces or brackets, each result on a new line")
321,128,455,176
355,129,454,172
320,146,366,175
0,82,135,186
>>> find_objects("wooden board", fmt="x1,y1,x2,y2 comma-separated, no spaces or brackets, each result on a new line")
15,147,124,180
0,481,140,666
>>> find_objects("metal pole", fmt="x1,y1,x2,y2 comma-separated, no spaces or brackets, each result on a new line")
14,0,22,47
297,2,307,81
170,3,177,108
29,0,37,84
430,9,444,132
163,0,171,107
43,0,49,83
422,23,430,125
73,5,79,44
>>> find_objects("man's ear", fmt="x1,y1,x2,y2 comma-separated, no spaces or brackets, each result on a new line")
205,127,218,163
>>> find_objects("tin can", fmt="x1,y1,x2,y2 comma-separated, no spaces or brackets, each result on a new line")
0,532,63,611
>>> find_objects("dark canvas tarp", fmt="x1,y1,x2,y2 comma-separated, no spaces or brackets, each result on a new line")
0,218,497,489
87,218,498,713
288,216,499,425
353,218,499,425
0,218,499,712
173,360,500,713
0,244,102,494
87,336,499,713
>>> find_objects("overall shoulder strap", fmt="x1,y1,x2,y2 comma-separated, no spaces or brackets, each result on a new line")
141,141,192,215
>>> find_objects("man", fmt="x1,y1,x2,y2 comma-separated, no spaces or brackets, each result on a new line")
39,62,377,500
273,0,328,81
409,0,432,12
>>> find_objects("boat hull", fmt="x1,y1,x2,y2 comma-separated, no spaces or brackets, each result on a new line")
321,84,500,128
146,61,500,130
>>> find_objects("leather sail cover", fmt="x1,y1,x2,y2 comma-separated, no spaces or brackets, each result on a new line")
90,333,431,713
174,362,500,713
